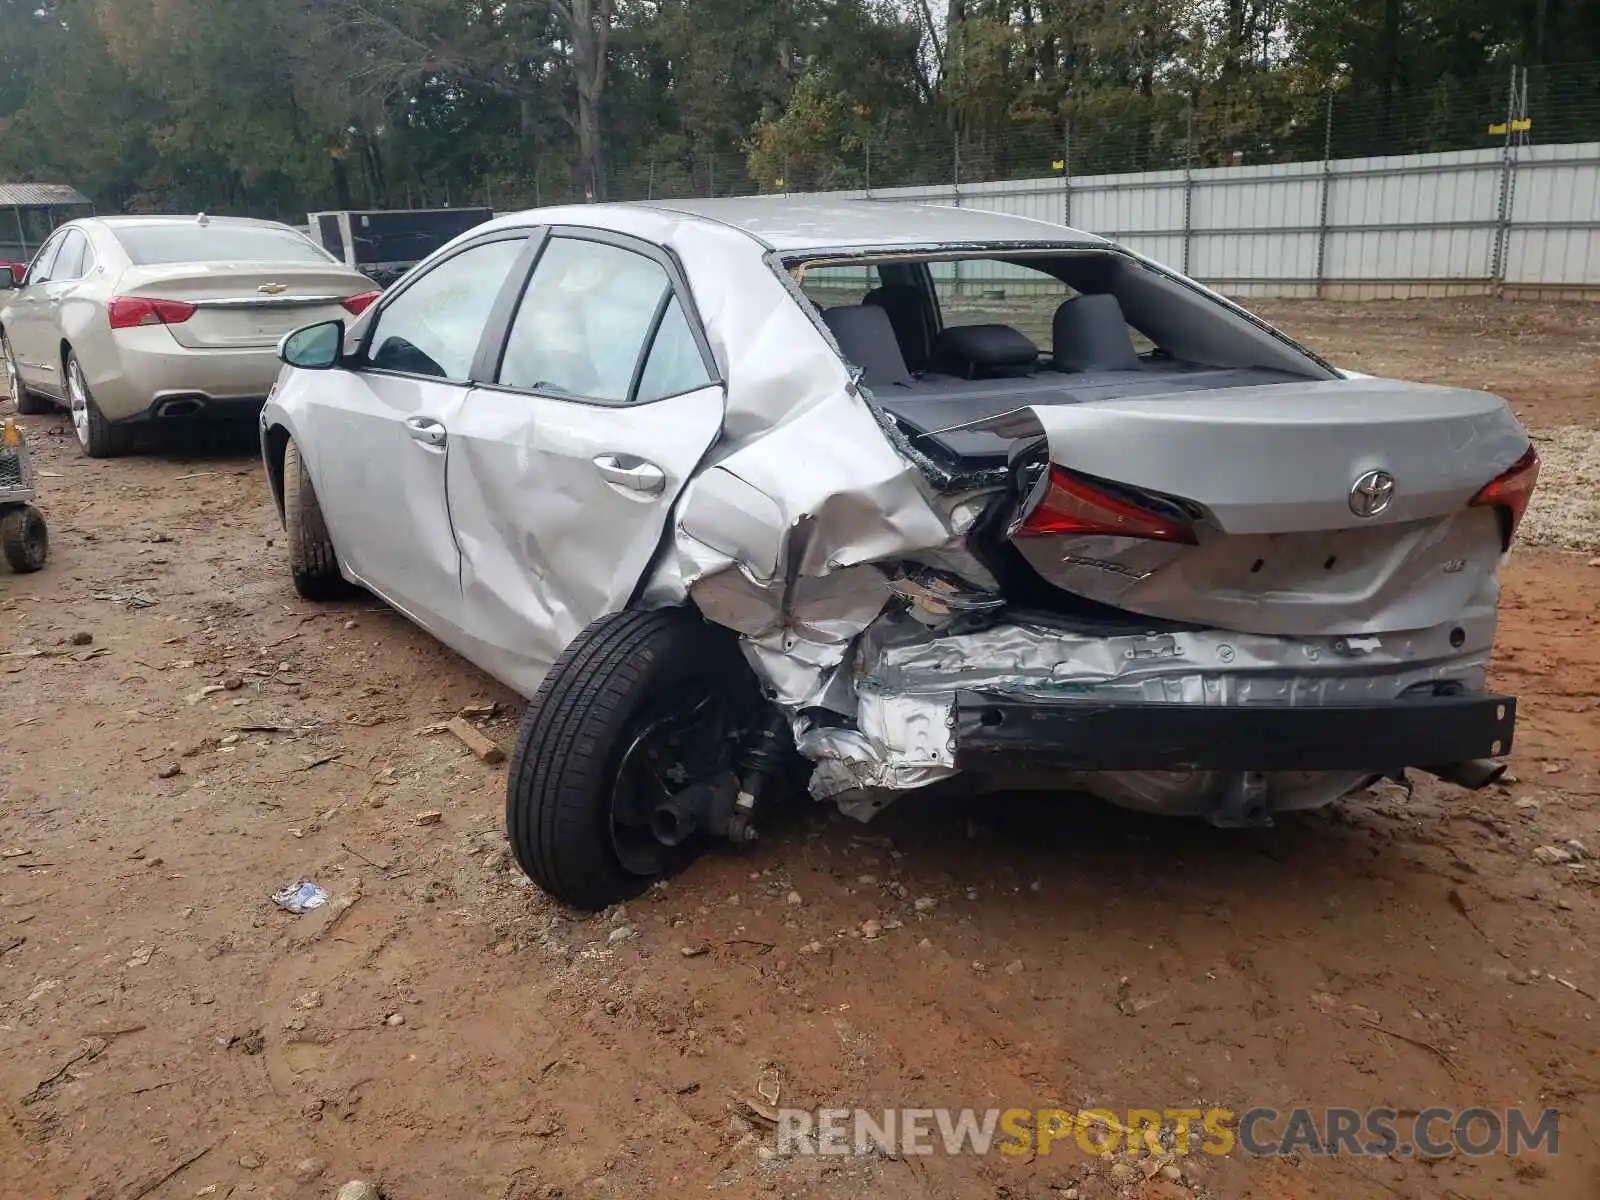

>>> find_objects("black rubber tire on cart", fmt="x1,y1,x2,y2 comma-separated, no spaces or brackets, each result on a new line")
282,435,353,602
0,504,49,572
506,608,758,911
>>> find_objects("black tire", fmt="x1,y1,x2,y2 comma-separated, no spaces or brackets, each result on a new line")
66,352,133,458
1,333,50,415
282,436,352,601
507,609,757,910
0,505,48,572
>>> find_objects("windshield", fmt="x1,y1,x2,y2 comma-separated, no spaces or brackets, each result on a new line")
113,224,335,267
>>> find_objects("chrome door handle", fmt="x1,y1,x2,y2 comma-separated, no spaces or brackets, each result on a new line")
405,416,447,448
593,454,665,496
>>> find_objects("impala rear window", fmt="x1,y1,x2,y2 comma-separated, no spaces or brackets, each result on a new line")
113,225,335,267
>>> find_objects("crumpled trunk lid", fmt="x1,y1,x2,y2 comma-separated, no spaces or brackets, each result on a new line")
993,378,1532,637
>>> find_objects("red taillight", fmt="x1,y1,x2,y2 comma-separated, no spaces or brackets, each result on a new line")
1469,445,1540,547
341,290,381,316
107,296,197,330
1014,465,1198,544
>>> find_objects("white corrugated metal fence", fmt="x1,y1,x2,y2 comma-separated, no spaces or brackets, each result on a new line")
795,142,1600,299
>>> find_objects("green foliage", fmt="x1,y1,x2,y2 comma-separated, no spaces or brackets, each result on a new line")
0,0,1595,218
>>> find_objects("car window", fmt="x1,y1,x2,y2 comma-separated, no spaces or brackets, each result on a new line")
799,263,881,311
635,297,713,402
26,234,64,286
497,236,683,403
112,224,336,266
50,230,90,283
365,238,525,382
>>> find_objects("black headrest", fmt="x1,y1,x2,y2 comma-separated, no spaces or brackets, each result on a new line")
932,323,1039,379
821,305,912,387
1051,293,1141,372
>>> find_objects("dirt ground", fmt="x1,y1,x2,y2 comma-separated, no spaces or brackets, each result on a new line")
2,298,1598,1200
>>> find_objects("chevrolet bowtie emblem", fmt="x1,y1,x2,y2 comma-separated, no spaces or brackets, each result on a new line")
258,283,288,295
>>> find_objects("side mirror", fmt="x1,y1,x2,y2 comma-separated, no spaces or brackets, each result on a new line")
0,266,17,290
279,319,345,370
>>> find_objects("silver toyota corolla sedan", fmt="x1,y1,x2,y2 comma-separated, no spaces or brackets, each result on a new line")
260,198,1535,909
0,214,378,456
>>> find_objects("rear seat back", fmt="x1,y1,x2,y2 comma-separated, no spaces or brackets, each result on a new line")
1052,293,1142,372
821,305,913,387
863,284,932,374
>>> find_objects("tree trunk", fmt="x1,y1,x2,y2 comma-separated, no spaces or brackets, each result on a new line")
1378,0,1402,152
563,0,613,202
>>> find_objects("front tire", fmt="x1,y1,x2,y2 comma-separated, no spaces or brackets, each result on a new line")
506,609,757,910
66,352,133,458
0,505,48,572
282,436,352,601
2,333,50,415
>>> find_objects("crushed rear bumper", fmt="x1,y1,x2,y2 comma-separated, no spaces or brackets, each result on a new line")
951,689,1516,773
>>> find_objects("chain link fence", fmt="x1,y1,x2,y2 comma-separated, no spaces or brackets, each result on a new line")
451,61,1600,212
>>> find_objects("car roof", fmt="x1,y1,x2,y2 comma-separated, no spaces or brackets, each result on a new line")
526,197,1108,254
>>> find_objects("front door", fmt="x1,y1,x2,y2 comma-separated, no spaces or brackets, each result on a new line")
298,232,531,632
3,231,69,393
445,230,726,697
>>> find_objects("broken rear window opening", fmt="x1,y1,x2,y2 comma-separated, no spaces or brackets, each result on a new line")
787,243,1344,472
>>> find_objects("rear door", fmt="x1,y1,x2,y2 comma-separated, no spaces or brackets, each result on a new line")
299,231,533,632
444,228,726,695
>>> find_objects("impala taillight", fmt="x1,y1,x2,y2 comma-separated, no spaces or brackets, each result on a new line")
1469,445,1539,548
341,290,381,316
108,296,197,329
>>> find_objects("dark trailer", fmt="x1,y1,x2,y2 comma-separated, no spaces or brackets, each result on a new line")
307,208,494,288
0,183,94,276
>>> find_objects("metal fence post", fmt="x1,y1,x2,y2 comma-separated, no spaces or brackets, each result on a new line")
952,131,962,292
864,137,872,195
1181,107,1195,277
1490,64,1519,295
1062,119,1073,227
1314,91,1334,298
1491,65,1531,295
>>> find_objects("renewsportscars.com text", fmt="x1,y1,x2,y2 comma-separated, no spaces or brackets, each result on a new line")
773,1106,1560,1158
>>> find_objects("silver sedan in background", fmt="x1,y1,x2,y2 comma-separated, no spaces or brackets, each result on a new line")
0,214,378,456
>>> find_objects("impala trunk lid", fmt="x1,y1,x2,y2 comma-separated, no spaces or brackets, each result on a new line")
113,263,369,350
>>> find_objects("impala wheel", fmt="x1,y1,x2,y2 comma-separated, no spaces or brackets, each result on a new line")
66,353,132,458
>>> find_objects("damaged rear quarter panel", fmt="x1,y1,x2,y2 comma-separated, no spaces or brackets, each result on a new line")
643,224,965,705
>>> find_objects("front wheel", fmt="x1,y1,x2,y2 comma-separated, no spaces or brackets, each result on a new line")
66,352,133,458
0,504,48,572
2,333,50,415
282,435,353,601
506,609,759,910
